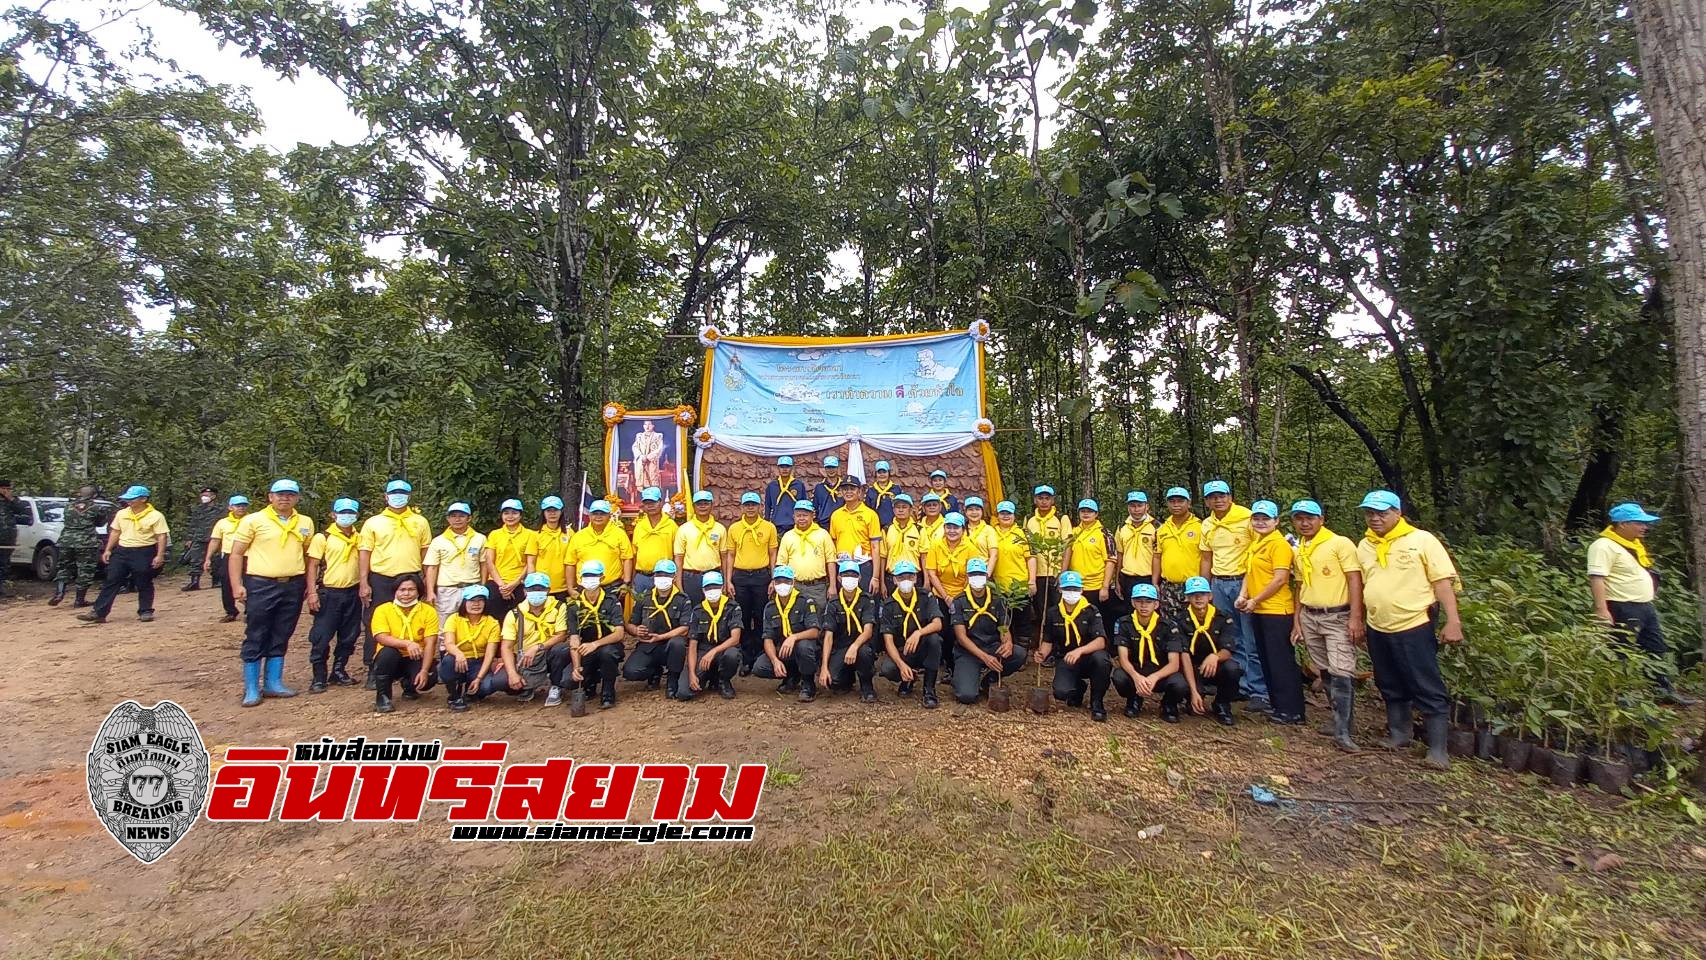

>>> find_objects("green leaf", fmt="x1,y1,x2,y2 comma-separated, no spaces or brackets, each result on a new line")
1059,168,1080,197
870,25,894,44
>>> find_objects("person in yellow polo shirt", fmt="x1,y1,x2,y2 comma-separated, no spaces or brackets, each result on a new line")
674,490,730,603
961,496,999,571
438,584,504,712
828,477,883,591
728,491,777,674
1114,491,1157,605
1154,487,1202,618
630,486,678,593
305,497,364,692
358,479,432,686
533,495,573,599
205,494,249,622
992,500,1033,638
1024,485,1073,644
1289,499,1366,751
505,572,571,705
1588,502,1696,705
82,484,170,625
1356,490,1461,769
883,494,924,587
227,478,315,707
1063,498,1118,632
370,572,440,713
917,493,947,550
926,512,982,603
777,500,835,606
483,497,537,627
1234,500,1302,725
1198,479,1265,711
424,502,487,622
566,499,634,592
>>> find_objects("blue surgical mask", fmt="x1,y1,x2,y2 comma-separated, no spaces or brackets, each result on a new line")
525,590,549,606
386,493,409,509
335,512,357,528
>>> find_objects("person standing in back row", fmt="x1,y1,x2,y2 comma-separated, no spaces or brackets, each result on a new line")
305,497,364,692
1587,502,1696,705
1289,499,1366,751
812,455,847,524
866,460,903,527
81,485,169,624
1114,491,1157,606
1235,500,1303,725
205,495,249,622
765,457,808,536
358,479,432,687
1154,487,1202,620
1199,480,1265,712
727,492,778,674
1025,485,1073,658
227,479,314,707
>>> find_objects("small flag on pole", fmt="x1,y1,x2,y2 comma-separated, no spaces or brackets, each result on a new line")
577,472,594,526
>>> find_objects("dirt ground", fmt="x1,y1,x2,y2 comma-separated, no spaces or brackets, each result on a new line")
4,573,1705,960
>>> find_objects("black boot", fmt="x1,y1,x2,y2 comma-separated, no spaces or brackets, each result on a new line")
719,679,736,699
49,582,66,606
799,678,817,703
449,680,469,712
73,587,90,608
1124,696,1141,718
1379,702,1413,750
364,670,378,691
601,674,617,709
374,678,394,713
1330,675,1360,753
667,672,688,701
1161,700,1181,724
310,660,329,694
922,669,939,709
859,678,877,703
181,574,201,592
331,664,356,686
1213,700,1235,726
1423,714,1450,769
1091,697,1108,722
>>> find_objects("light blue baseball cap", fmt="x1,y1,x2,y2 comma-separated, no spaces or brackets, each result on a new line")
892,560,919,576
1608,502,1660,523
741,491,762,505
966,557,989,574
1034,485,1056,496
894,493,914,505
446,501,471,515
1058,571,1084,588
386,479,412,493
1290,499,1323,517
1251,500,1279,518
777,456,794,467
270,478,301,494
837,559,862,574
772,564,796,580
1165,486,1190,500
462,584,491,601
523,572,552,589
1126,491,1147,503
641,487,662,502
653,559,678,575
1078,498,1099,512
930,469,947,479
964,496,985,509
228,495,250,508
579,560,606,577
1202,480,1231,496
589,500,613,514
119,485,150,500
997,500,1016,514
1183,576,1211,595
1358,490,1402,512
541,495,565,510
331,497,358,513
874,460,891,472
943,512,966,527
693,490,714,504
793,499,814,512
702,571,725,587
500,498,524,512
921,493,942,504
823,456,840,468
1130,583,1160,601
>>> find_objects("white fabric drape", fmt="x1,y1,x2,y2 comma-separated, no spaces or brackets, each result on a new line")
694,432,979,488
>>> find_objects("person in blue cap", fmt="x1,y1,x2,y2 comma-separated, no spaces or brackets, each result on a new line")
776,500,836,606
961,496,999,569
305,496,364,691
1114,492,1157,606
1355,490,1461,767
674,490,730,604
566,559,626,708
812,454,847,524
439,584,501,712
949,557,1026,704
1179,576,1241,724
1035,570,1113,720
81,485,170,625
205,494,251,622
1588,502,1695,705
917,492,947,546
1198,479,1266,713
502,571,570,705
877,560,945,708
226,479,315,706
1025,484,1073,644
924,468,959,514
532,495,573,600
679,570,745,700
358,479,432,687
1110,582,1188,721
1236,500,1305,725
821,558,881,701
1290,499,1366,751
1063,498,1119,633
728,491,778,674
482,497,538,628
625,559,692,691
1155,487,1202,619
865,460,903,527
754,564,825,701
764,457,809,536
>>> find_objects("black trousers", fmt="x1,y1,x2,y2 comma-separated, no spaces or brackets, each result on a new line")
1052,648,1111,705
878,633,943,681
216,554,238,616
483,579,521,631
1094,590,1128,644
92,546,157,618
622,640,671,681
680,572,712,605
373,645,437,695
1186,652,1243,704
363,572,406,667
1366,622,1449,720
950,639,1027,703
242,575,306,662
733,569,770,666
754,636,822,681
1111,666,1190,707
308,585,362,679
666,636,742,689
578,644,623,695
824,638,879,690
1252,612,1306,718
1606,600,1677,690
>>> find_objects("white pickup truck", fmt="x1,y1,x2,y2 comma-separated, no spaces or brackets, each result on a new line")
7,496,117,580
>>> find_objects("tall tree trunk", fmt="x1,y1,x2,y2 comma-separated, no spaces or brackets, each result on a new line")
1289,364,1409,509
1633,0,1706,650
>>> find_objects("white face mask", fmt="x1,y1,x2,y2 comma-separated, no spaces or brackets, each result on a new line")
200,494,213,504
580,576,602,591
896,579,916,594
386,493,409,509
525,590,548,606
967,575,988,591
839,575,861,591
395,595,419,609
335,512,358,528
1060,589,1083,606
704,588,723,603
773,582,794,598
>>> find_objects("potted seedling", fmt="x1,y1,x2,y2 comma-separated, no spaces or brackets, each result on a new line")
1546,709,1587,788
1584,643,1635,794
1025,528,1069,716
988,581,1032,714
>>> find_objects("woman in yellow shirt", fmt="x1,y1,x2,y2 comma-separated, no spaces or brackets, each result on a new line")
437,585,503,712
1235,500,1304,724
370,573,441,713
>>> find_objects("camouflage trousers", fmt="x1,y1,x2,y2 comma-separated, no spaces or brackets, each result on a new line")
57,545,101,588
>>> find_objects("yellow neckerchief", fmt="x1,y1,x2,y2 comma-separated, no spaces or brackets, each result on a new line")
891,518,918,545
1599,527,1652,568
689,513,719,552
823,476,843,495
224,510,242,526
773,476,797,507
518,599,558,645
871,480,896,504
382,507,412,521
1159,515,1195,542
702,595,730,639
964,586,996,629
776,589,800,636
1244,528,1284,572
1073,522,1105,552
587,520,621,547
735,516,768,549
930,486,951,503
1187,604,1218,656
262,505,309,544
124,504,159,525
1295,527,1334,589
1031,507,1064,534
390,601,433,642
1363,518,1418,567
895,587,924,636
576,588,608,634
1057,596,1091,647
1129,611,1161,664
443,525,476,555
324,524,358,563
649,585,681,631
1123,515,1153,541
493,522,529,566
456,613,490,653
538,521,565,543
966,519,989,539
837,587,865,636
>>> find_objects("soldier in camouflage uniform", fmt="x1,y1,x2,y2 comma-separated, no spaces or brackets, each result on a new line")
53,485,107,607
0,480,18,600
181,485,222,591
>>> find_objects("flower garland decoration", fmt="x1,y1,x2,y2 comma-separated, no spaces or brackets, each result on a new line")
697,325,721,348
845,426,862,441
673,405,697,427
694,427,716,449
973,417,996,441
601,402,626,426
968,320,993,343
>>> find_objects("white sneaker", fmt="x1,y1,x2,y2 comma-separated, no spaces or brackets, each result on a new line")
544,685,562,707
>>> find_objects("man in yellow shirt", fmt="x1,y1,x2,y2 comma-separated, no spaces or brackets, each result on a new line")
1024,484,1072,610
777,500,835,606
533,495,573,599
82,484,170,625
882,494,924,588
424,502,487,622
306,497,364,692
227,478,315,706
728,491,778,673
1289,499,1367,751
1234,500,1303,725
630,486,678,594
1356,489,1462,768
566,500,635,591
1588,502,1695,705
358,478,432,685
1155,487,1202,618
828,477,883,591
483,497,537,627
674,490,731,603
1114,491,1157,606
1198,479,1264,712
205,494,249,622
917,493,947,550
1063,498,1118,633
